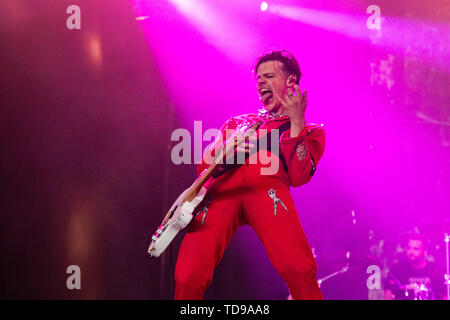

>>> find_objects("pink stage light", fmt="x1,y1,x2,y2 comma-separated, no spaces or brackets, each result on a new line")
267,4,450,72
165,0,260,62
135,15,149,21
260,2,269,12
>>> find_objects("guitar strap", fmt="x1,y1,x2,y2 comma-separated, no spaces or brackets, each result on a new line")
212,120,291,178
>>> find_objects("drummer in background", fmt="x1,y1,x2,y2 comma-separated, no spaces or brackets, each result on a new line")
384,232,447,300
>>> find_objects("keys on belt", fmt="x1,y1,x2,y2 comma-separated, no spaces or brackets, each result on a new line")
268,189,288,216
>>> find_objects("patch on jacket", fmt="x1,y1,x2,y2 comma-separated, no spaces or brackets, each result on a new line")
295,142,307,161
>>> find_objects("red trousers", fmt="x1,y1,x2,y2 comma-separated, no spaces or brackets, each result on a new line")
174,181,323,300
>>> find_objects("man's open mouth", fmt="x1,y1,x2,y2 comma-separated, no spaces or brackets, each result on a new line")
260,88,273,104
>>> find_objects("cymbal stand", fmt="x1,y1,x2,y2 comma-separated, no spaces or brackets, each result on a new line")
317,263,349,288
317,251,351,288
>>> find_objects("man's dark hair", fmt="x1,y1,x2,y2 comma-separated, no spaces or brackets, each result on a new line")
254,50,302,84
403,231,429,250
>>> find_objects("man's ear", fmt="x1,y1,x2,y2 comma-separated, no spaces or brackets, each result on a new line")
286,75,297,87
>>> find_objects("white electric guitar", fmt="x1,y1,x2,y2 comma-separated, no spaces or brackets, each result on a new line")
147,121,262,258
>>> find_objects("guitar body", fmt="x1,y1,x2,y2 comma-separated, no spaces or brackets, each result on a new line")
147,183,208,258
147,120,262,258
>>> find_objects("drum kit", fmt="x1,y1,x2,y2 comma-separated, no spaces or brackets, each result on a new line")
308,220,450,300
387,272,434,300
385,220,450,300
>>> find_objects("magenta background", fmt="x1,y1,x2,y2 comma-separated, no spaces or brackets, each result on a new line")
0,0,449,299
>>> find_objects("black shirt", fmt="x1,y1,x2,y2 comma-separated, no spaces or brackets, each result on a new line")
385,259,445,300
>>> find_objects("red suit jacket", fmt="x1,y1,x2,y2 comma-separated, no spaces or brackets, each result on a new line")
196,113,326,194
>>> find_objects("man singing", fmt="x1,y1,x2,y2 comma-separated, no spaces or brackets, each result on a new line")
174,50,325,300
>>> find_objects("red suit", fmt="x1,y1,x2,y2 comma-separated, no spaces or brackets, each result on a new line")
174,112,326,300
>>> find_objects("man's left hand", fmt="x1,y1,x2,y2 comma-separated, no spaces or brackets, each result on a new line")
274,84,307,137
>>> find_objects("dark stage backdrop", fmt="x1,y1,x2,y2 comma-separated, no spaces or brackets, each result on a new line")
1,0,449,300
0,0,179,299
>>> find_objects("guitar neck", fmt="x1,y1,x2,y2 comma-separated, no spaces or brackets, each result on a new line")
183,121,262,203
183,162,219,203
